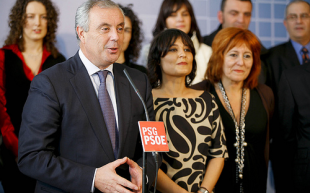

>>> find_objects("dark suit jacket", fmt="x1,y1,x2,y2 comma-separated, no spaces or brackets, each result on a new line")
262,40,301,141
261,40,302,192
278,64,310,192
202,25,222,47
18,52,158,193
262,40,300,97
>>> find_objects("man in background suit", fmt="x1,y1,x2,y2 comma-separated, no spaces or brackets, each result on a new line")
203,0,252,46
18,0,158,192
262,0,310,192
203,0,267,83
278,63,310,192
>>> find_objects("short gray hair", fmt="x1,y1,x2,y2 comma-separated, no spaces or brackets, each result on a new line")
285,0,310,18
75,0,124,41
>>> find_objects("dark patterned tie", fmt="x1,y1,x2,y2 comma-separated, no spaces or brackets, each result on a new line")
301,47,310,64
97,70,119,158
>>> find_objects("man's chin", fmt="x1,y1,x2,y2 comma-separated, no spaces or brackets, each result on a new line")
106,57,120,64
233,25,247,29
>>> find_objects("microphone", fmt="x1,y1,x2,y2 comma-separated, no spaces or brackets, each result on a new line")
123,69,159,193
123,69,149,122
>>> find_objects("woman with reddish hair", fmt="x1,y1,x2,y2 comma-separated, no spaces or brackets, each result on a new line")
192,27,274,193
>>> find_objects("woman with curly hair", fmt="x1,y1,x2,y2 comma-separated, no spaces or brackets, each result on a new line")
116,4,147,73
0,0,65,192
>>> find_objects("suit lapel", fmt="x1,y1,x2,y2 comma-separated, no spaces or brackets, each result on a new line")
113,64,132,158
69,53,115,161
286,41,301,67
304,62,310,73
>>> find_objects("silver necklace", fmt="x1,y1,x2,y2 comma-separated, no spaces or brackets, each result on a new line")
217,82,247,179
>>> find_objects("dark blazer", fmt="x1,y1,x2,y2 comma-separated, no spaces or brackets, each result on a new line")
202,25,222,47
261,40,301,145
262,40,300,97
278,64,310,192
18,52,158,193
261,40,301,192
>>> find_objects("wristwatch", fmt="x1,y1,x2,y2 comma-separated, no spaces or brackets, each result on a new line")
198,187,209,193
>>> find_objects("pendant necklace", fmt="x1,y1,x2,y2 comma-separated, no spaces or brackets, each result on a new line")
217,81,247,182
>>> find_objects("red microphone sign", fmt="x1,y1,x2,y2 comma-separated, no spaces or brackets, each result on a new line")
138,121,169,152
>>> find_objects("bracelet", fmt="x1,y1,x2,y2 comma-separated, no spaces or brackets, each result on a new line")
198,186,209,193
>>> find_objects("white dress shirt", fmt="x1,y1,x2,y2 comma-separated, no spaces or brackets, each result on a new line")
78,49,119,129
78,49,119,192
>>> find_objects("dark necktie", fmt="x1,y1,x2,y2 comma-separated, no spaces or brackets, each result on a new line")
301,47,310,64
97,70,119,158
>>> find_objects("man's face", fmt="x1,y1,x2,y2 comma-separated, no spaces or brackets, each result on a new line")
284,2,310,45
218,0,252,29
77,6,124,69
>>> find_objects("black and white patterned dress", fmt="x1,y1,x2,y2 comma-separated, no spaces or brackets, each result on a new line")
153,91,228,192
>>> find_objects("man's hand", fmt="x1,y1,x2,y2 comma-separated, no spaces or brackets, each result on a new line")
127,158,142,193
94,157,139,193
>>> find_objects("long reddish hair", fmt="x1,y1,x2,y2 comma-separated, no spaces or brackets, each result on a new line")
206,27,261,89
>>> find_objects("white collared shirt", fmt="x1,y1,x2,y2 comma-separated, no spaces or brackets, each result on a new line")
78,49,119,129
79,49,121,193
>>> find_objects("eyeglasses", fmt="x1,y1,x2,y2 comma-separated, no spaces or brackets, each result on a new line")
286,13,310,21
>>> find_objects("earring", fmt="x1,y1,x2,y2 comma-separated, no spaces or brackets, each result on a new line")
186,76,191,85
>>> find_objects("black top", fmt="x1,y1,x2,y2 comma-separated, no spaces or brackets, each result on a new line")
209,85,268,193
1,48,65,193
4,50,65,136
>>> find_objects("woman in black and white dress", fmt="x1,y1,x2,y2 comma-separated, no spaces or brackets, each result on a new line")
148,28,228,193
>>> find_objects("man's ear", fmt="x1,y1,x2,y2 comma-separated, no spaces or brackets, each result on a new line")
283,19,288,30
218,11,224,24
76,26,85,43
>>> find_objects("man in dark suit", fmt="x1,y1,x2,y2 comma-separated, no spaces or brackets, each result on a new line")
203,0,252,47
278,63,310,192
261,0,310,192
18,0,159,192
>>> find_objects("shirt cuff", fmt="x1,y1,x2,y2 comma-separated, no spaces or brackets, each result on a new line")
91,168,97,193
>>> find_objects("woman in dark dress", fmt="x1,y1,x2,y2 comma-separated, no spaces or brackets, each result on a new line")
148,29,228,193
192,27,274,193
0,0,65,192
116,4,147,73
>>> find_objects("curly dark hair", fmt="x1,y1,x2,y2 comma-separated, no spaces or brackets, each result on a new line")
152,0,202,43
4,0,60,58
148,29,196,88
118,4,143,62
